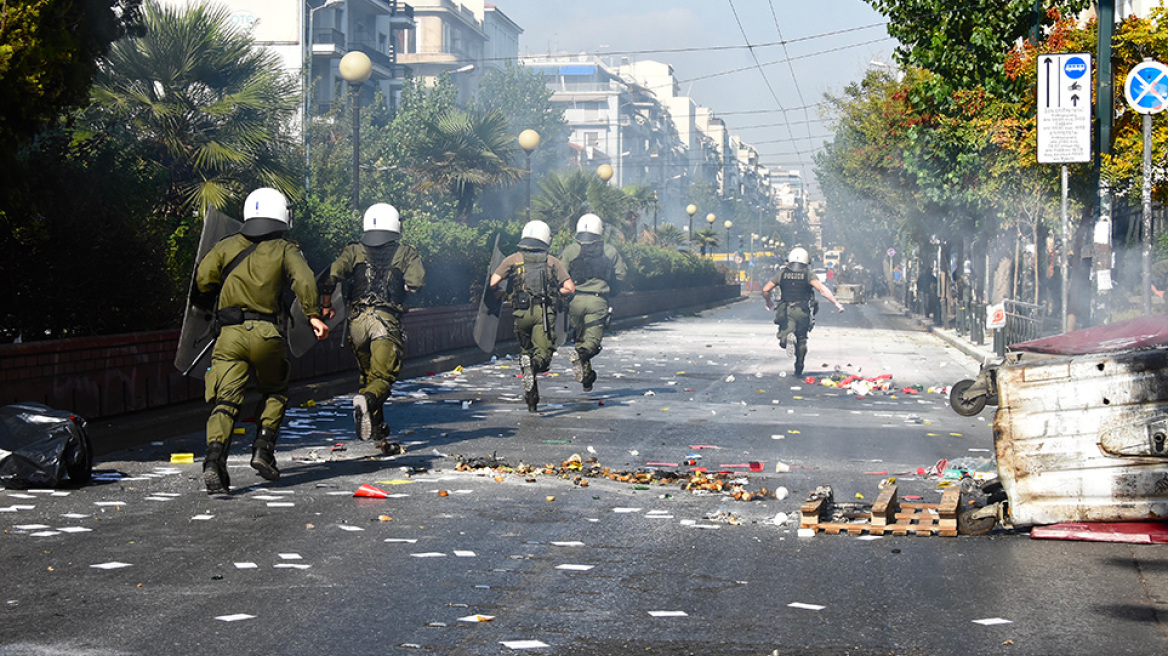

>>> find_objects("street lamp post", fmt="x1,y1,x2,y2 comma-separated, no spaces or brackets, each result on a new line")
705,213,716,258
724,220,733,262
339,51,373,211
518,129,541,222
597,163,614,185
686,204,697,251
304,0,344,192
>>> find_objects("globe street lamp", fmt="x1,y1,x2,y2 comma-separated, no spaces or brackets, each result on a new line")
686,204,697,251
518,129,541,222
724,220,734,262
597,163,614,184
705,213,716,258
339,51,373,211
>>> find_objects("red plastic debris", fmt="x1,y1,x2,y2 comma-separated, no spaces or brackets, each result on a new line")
1031,522,1168,543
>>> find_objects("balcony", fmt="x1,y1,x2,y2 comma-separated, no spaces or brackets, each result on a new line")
349,40,393,70
388,0,414,25
313,27,345,50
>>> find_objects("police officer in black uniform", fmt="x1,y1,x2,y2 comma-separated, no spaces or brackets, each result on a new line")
762,246,844,376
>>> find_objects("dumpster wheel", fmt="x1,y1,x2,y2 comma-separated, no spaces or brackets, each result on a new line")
950,379,987,417
957,508,996,536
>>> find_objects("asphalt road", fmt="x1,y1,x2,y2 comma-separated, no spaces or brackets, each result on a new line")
2,297,1166,656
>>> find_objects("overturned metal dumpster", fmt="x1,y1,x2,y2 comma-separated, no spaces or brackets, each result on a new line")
974,316,1168,530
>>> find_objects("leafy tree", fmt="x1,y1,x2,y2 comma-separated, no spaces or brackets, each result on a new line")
83,0,302,278
407,107,524,223
864,0,1091,98
474,61,568,175
0,130,172,340
0,0,144,147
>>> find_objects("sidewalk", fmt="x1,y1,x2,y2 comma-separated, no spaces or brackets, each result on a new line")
882,298,997,364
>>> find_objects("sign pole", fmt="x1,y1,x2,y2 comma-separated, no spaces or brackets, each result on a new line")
1061,164,1070,332
1124,57,1168,314
1142,112,1153,314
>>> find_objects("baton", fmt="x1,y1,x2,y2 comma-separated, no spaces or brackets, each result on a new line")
183,337,216,377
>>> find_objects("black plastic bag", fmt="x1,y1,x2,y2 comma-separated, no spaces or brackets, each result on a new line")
0,403,93,489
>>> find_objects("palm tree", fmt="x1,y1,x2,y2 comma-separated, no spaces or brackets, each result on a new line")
653,224,686,249
694,228,719,256
531,170,590,233
85,0,301,222
407,107,524,223
622,185,658,241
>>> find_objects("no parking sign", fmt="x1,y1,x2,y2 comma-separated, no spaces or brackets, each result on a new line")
1124,60,1168,114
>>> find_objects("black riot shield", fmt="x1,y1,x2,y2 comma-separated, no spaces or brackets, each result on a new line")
174,207,242,378
287,282,345,358
473,234,506,353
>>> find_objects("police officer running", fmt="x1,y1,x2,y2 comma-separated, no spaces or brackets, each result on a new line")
761,247,844,376
488,220,575,412
319,204,425,453
194,188,329,494
559,213,626,392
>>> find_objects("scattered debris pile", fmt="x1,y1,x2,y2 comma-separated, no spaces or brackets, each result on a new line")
454,453,775,501
800,372,952,398
800,484,959,537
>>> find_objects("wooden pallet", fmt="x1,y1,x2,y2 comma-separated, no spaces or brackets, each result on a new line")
800,484,959,537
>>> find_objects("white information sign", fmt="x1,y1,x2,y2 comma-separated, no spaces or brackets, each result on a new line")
1037,53,1093,164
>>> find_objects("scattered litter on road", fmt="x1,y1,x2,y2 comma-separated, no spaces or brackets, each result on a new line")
648,610,688,617
972,618,1013,626
500,640,550,650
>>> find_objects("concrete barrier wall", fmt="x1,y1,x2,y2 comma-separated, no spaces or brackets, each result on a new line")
0,285,739,419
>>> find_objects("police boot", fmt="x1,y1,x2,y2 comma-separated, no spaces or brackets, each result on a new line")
520,354,536,393
525,381,540,412
353,393,376,441
250,427,280,482
569,348,586,383
203,440,230,494
582,369,597,393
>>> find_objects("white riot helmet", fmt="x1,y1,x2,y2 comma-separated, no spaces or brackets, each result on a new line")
361,203,402,246
518,220,551,250
241,187,291,237
787,247,810,266
575,213,603,244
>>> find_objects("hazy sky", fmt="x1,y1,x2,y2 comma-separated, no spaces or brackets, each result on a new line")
492,0,899,200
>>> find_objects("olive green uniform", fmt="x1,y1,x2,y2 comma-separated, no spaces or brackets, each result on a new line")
769,265,815,375
560,241,626,385
321,241,425,434
195,234,320,447
493,250,571,373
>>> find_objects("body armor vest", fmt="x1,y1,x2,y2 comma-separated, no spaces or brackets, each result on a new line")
512,249,550,302
778,265,813,303
351,242,406,313
569,241,612,283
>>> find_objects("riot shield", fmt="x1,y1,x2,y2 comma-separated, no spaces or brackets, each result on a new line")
287,283,346,358
174,207,242,378
473,234,506,353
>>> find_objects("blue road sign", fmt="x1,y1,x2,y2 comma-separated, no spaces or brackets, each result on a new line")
1125,60,1168,115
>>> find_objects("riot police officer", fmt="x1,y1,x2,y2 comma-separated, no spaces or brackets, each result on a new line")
559,213,626,392
488,221,575,411
194,188,328,494
320,203,425,453
762,247,844,376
